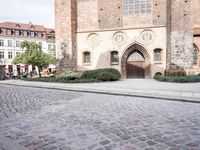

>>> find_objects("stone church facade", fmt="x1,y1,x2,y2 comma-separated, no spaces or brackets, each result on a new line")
55,0,200,78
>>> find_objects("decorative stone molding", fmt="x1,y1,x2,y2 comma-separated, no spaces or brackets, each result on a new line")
140,29,154,44
113,31,127,46
87,33,100,47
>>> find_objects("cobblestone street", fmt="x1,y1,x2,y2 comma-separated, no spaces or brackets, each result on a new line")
0,85,200,150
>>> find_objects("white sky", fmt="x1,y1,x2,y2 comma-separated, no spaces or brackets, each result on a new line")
0,0,55,28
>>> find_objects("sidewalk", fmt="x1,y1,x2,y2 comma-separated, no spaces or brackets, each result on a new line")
1,79,200,103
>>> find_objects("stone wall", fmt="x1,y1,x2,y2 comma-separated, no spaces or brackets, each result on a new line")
55,0,77,72
77,0,98,32
167,0,194,69
193,0,200,28
55,0,200,76
98,0,122,29
76,27,167,77
152,0,167,26
77,0,167,31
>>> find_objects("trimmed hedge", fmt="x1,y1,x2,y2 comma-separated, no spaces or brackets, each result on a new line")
22,76,99,83
81,68,121,81
154,75,200,83
22,68,121,83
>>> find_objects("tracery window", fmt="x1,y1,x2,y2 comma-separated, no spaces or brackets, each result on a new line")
123,0,151,15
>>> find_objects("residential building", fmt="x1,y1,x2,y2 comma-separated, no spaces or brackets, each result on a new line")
55,0,200,78
0,22,55,74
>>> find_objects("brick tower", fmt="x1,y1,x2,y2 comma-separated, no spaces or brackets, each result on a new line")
55,0,77,72
167,0,194,69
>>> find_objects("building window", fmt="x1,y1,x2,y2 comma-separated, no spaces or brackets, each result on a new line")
16,52,20,55
16,24,20,28
154,49,162,62
0,51,4,59
8,65,13,72
6,29,12,36
16,41,20,47
8,52,12,59
193,44,199,66
15,30,20,36
23,31,28,37
111,51,119,64
83,52,91,64
38,32,42,38
48,44,52,50
0,40,4,46
30,32,35,37
8,40,12,47
30,25,35,30
123,0,151,15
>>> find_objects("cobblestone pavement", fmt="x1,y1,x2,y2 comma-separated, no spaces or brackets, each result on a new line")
0,85,200,150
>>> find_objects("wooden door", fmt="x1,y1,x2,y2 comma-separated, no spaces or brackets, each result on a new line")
126,51,145,78
126,61,145,78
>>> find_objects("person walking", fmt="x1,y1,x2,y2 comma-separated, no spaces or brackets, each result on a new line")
13,70,18,80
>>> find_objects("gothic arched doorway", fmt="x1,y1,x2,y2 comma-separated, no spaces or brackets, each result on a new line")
121,44,151,78
126,50,145,78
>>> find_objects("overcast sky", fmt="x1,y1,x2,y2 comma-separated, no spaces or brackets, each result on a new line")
0,0,55,28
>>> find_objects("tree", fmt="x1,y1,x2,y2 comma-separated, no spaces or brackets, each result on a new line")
12,41,56,77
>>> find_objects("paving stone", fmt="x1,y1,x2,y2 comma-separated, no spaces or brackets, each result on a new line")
0,85,200,150
146,140,157,146
32,139,43,145
95,148,104,150
99,140,110,145
138,136,148,141
186,142,199,147
145,148,155,150
88,144,98,150
120,135,132,140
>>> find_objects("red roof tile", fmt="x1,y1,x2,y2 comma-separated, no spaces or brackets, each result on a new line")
46,28,55,34
0,22,46,32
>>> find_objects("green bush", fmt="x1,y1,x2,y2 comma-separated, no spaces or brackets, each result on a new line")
154,75,200,83
61,71,82,77
81,68,121,81
22,76,99,83
22,68,121,83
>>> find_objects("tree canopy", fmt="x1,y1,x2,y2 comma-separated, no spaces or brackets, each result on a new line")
12,41,56,75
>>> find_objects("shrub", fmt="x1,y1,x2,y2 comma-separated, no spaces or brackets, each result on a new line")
22,76,99,83
22,68,121,83
154,75,200,83
81,68,121,81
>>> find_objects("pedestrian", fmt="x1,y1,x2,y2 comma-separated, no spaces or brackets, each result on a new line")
30,71,33,78
13,70,18,80
10,70,14,79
